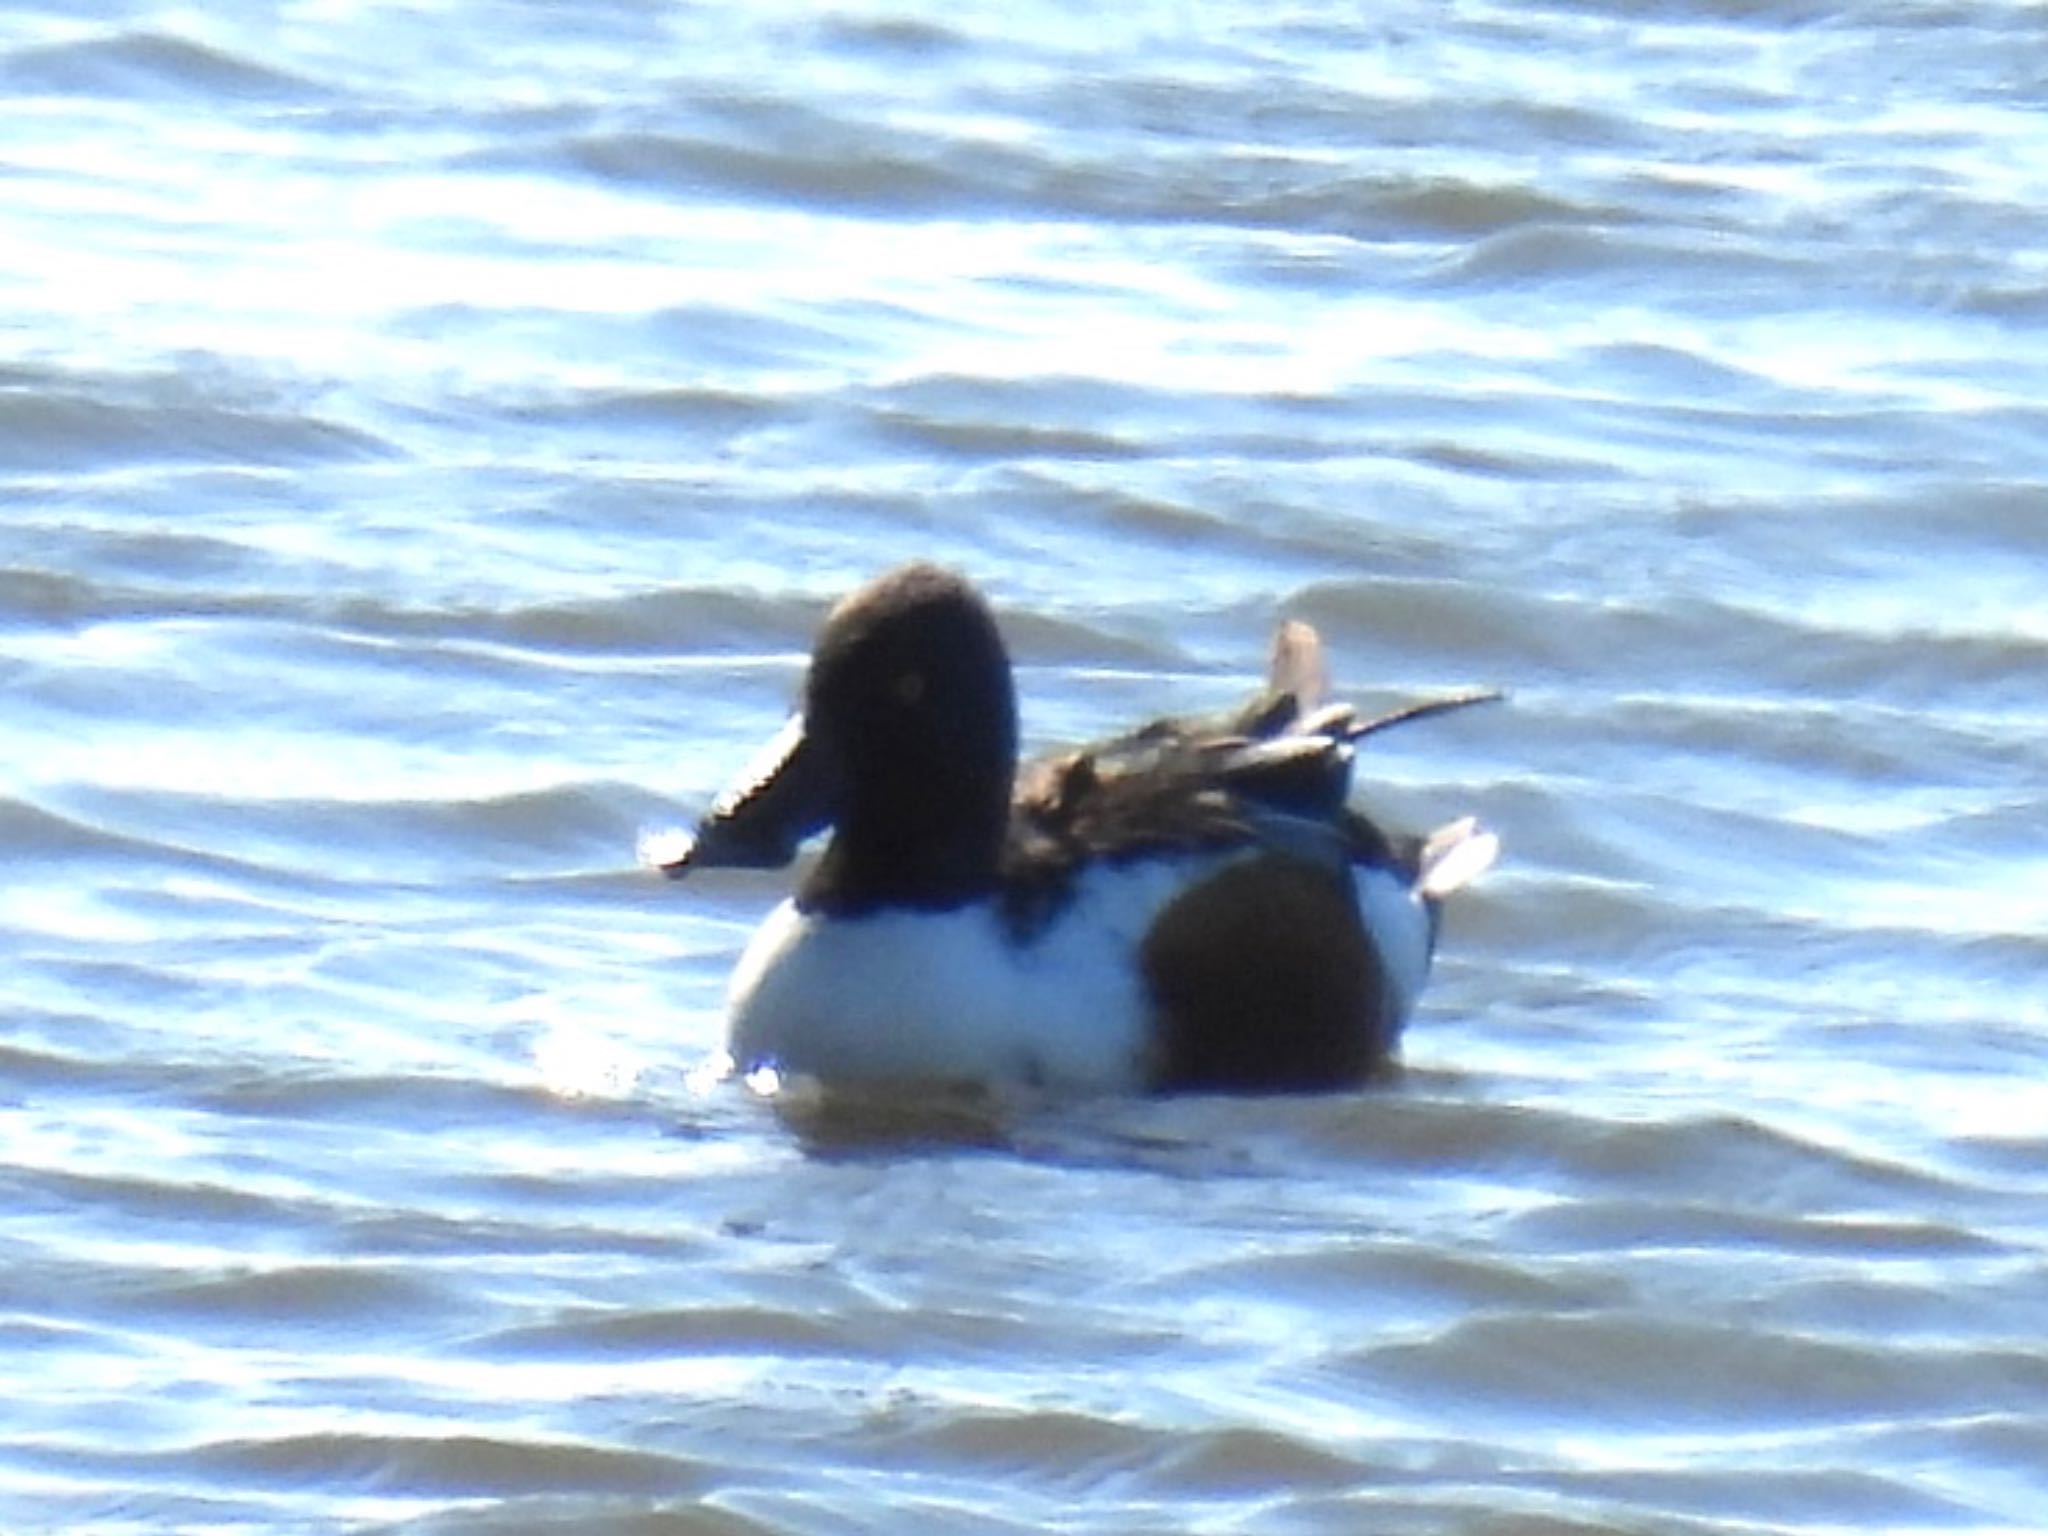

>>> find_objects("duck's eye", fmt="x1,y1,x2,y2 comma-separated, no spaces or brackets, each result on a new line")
892,669,926,706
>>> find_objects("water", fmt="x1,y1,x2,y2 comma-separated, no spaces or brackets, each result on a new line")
6,2,2048,1531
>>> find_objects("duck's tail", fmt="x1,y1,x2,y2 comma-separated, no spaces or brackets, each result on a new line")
1416,815,1499,900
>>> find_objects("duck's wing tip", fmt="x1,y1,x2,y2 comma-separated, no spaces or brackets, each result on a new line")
1348,687,1506,744
1416,815,1500,899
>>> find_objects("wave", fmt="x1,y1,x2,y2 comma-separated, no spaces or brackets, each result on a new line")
1,30,327,103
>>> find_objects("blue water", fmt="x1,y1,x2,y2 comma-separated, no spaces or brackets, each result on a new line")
5,3,2048,1531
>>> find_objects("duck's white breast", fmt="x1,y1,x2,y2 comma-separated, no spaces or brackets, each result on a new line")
724,852,1437,1093
724,858,1217,1091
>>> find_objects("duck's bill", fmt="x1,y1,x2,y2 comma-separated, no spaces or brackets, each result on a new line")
639,714,836,877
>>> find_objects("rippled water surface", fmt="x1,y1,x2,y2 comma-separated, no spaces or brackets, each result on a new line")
7,2,2048,1531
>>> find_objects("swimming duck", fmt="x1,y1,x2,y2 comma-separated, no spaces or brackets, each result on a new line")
647,563,1497,1095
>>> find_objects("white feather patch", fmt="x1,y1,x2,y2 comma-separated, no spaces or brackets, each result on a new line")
1417,816,1500,900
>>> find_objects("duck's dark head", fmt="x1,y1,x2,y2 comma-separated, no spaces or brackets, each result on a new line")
661,564,1019,915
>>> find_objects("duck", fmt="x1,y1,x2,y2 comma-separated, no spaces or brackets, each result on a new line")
645,562,1498,1096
